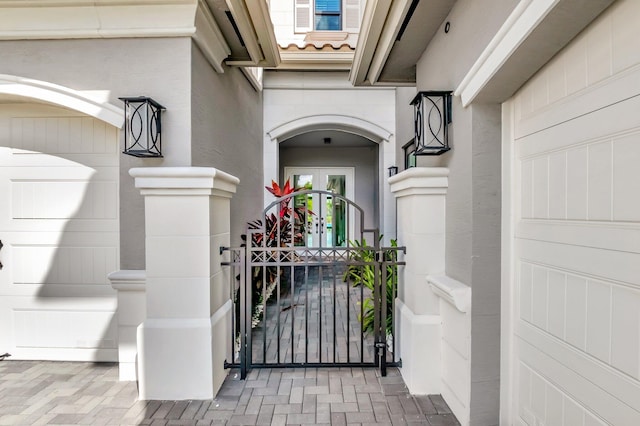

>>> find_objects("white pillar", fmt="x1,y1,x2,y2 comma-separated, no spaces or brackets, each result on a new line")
389,167,448,395
130,167,239,400
108,269,146,381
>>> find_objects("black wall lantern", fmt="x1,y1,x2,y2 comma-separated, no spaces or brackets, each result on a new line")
119,96,165,158
411,91,452,155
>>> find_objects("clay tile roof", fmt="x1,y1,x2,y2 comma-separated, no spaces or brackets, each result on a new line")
279,42,354,51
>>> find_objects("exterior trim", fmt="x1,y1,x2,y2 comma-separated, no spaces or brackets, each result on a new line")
0,74,124,127
267,114,392,143
454,0,556,106
225,0,281,68
427,275,471,313
349,0,392,85
194,0,231,73
0,1,197,40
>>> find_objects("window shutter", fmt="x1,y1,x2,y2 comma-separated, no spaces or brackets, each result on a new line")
343,0,361,32
295,0,312,33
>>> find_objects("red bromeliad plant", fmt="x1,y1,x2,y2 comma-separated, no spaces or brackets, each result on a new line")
240,179,313,328
248,179,311,248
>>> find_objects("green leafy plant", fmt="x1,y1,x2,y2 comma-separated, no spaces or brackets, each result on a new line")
343,238,398,338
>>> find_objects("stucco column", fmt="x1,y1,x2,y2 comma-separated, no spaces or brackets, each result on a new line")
389,167,448,394
129,167,239,400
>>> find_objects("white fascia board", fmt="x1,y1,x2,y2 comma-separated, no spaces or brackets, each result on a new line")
454,0,559,107
224,0,281,68
225,0,264,64
367,0,413,84
0,0,198,39
349,0,392,86
244,0,281,68
193,0,231,73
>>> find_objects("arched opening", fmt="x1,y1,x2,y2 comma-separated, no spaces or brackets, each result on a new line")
265,114,396,243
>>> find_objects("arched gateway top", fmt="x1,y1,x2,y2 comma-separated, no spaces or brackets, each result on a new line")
267,114,393,144
0,74,124,128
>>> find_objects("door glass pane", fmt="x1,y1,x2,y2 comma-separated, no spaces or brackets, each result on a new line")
293,174,313,247
326,175,346,247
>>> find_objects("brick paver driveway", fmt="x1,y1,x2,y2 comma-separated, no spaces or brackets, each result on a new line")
0,361,459,425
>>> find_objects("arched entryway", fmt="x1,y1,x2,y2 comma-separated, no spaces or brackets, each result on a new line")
0,75,123,361
265,114,396,243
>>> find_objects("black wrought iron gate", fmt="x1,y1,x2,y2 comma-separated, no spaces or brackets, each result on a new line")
223,190,404,379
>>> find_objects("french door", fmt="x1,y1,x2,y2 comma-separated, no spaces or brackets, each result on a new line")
284,167,354,247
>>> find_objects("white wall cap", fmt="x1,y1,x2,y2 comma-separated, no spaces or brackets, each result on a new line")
129,167,240,194
389,167,449,196
108,269,146,291
0,74,124,127
427,275,471,313
396,298,441,325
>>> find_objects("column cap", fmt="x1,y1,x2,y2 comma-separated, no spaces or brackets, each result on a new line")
108,269,146,291
427,274,471,313
389,167,449,197
129,167,240,196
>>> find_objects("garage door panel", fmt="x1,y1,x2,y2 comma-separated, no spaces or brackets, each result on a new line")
11,180,118,220
517,93,640,159
519,131,640,223
7,150,119,167
515,64,640,140
517,326,640,422
518,257,640,373
12,245,117,286
519,239,640,287
0,296,117,361
517,221,640,254
7,116,118,156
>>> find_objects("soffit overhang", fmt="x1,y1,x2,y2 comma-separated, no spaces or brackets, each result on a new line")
353,0,616,103
0,0,281,71
350,0,455,86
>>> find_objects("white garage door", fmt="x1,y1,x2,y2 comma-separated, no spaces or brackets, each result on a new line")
0,103,119,361
505,1,640,424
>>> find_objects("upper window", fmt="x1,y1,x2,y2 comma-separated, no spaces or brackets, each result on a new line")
315,0,341,30
295,0,361,33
